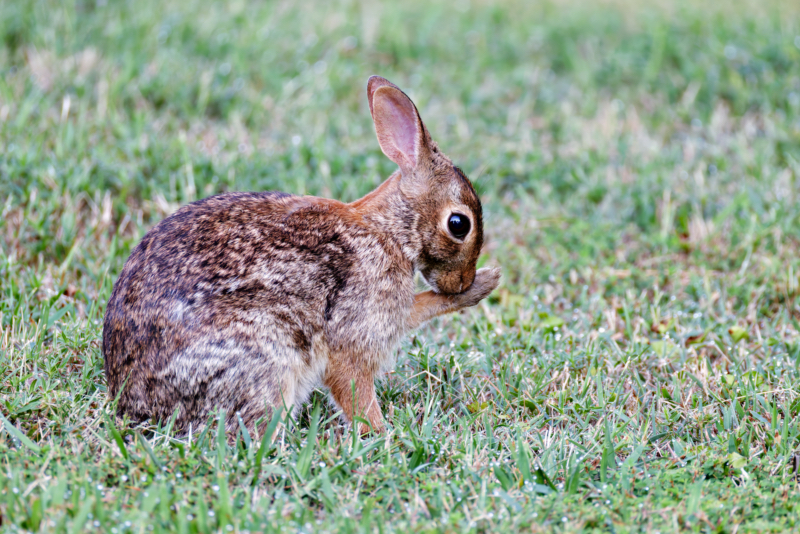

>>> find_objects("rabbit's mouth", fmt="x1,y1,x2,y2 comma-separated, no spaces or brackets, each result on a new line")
423,267,475,295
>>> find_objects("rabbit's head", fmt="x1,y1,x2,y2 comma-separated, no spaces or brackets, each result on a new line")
367,76,484,295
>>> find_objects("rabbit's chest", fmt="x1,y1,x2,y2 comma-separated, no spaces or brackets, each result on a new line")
324,252,415,351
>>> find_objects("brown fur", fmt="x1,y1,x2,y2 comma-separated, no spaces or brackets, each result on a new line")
102,76,500,435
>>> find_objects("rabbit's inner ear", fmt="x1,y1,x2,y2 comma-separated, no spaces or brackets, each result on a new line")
371,86,424,174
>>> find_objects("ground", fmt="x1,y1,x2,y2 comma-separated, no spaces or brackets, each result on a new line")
1,0,800,532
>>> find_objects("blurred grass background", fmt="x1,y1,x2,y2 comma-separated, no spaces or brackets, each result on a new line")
2,0,800,532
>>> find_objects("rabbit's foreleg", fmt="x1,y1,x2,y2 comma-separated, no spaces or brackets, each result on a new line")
323,358,385,434
408,267,501,329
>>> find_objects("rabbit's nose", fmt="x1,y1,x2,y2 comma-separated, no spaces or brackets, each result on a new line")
460,267,476,292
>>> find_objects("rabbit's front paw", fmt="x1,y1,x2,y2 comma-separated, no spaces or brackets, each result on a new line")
359,420,386,435
456,267,501,309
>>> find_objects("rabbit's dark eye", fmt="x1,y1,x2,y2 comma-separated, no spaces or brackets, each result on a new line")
447,213,470,239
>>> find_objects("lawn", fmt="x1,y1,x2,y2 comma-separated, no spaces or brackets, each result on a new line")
2,0,800,531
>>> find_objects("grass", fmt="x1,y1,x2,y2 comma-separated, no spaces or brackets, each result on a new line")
2,0,800,531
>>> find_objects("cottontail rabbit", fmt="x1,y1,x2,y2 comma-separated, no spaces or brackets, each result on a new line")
103,76,500,435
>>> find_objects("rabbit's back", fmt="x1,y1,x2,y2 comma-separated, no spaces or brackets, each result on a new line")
103,192,414,430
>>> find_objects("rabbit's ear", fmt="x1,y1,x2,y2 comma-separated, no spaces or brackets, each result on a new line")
367,76,429,175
